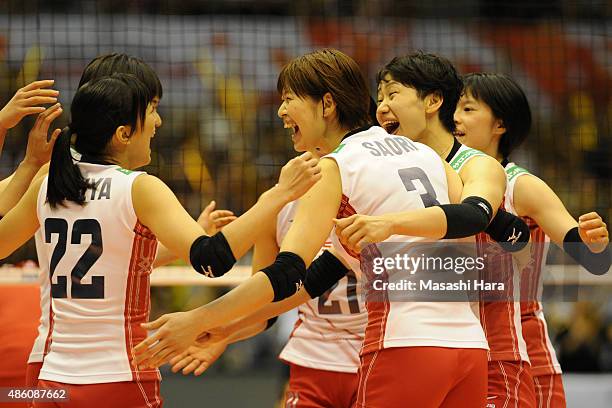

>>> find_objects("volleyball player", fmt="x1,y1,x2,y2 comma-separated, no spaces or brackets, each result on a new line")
135,48,490,407
336,53,539,406
21,54,237,395
169,75,371,407
0,73,319,407
455,72,610,407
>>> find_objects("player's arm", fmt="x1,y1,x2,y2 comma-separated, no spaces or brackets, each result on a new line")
153,201,236,268
135,153,320,276
0,176,43,259
457,154,505,213
0,103,62,216
513,174,610,274
133,158,341,368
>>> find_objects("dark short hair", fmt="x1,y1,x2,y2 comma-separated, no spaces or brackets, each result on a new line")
47,74,152,208
79,53,163,98
277,48,371,130
463,73,531,159
377,52,462,133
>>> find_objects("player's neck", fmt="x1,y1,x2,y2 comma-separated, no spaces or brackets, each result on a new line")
316,127,348,156
419,121,455,159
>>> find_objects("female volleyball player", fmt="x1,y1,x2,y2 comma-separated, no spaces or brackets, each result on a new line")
169,91,369,407
135,48,490,408
335,53,540,406
21,54,236,396
0,74,319,407
455,72,610,407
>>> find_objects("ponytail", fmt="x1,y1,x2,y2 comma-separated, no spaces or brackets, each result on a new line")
47,126,92,208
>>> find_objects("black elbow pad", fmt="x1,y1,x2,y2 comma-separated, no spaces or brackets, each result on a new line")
304,250,350,298
261,251,307,302
189,232,236,277
485,209,530,252
439,196,493,239
563,227,611,275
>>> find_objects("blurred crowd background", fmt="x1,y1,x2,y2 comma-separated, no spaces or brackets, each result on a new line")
0,0,610,390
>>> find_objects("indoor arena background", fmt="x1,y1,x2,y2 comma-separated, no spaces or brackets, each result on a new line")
0,1,610,407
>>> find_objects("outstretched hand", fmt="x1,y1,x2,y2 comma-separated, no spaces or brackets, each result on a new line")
0,80,59,131
133,310,204,370
197,200,237,236
23,103,63,166
168,330,229,376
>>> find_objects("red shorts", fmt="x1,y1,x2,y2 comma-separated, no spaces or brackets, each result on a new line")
486,361,536,408
284,363,358,408
26,363,43,388
356,347,487,408
532,374,566,408
32,379,162,408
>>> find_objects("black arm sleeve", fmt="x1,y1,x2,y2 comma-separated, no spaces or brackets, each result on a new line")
563,227,611,275
485,209,530,252
438,196,493,239
304,250,350,298
189,232,236,277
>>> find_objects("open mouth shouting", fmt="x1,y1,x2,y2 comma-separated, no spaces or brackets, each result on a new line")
381,120,400,135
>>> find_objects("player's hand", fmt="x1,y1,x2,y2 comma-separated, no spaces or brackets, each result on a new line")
0,80,59,130
276,152,322,202
197,200,236,236
133,310,203,369
23,103,63,167
334,214,394,253
578,212,609,253
168,330,229,376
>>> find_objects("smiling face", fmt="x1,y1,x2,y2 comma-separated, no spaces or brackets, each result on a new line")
126,97,162,168
453,90,503,155
277,89,326,153
376,75,427,141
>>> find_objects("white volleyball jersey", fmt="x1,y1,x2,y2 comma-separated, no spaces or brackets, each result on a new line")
277,201,367,373
447,143,487,173
448,145,529,362
504,163,560,375
35,163,159,384
27,229,51,365
327,126,488,355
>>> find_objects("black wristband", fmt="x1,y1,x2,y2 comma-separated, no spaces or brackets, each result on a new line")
261,251,307,302
563,227,611,275
304,250,350,298
189,232,236,277
485,209,530,252
439,196,493,239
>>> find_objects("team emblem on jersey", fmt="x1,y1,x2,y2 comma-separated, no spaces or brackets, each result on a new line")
202,265,215,278
507,228,522,245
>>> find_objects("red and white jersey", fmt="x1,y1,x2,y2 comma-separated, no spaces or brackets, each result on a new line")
327,126,487,355
276,201,367,373
449,144,529,362
504,163,561,376
35,163,159,384
27,229,51,365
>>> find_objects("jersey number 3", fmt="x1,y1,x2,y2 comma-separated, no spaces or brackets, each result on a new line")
45,218,104,299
